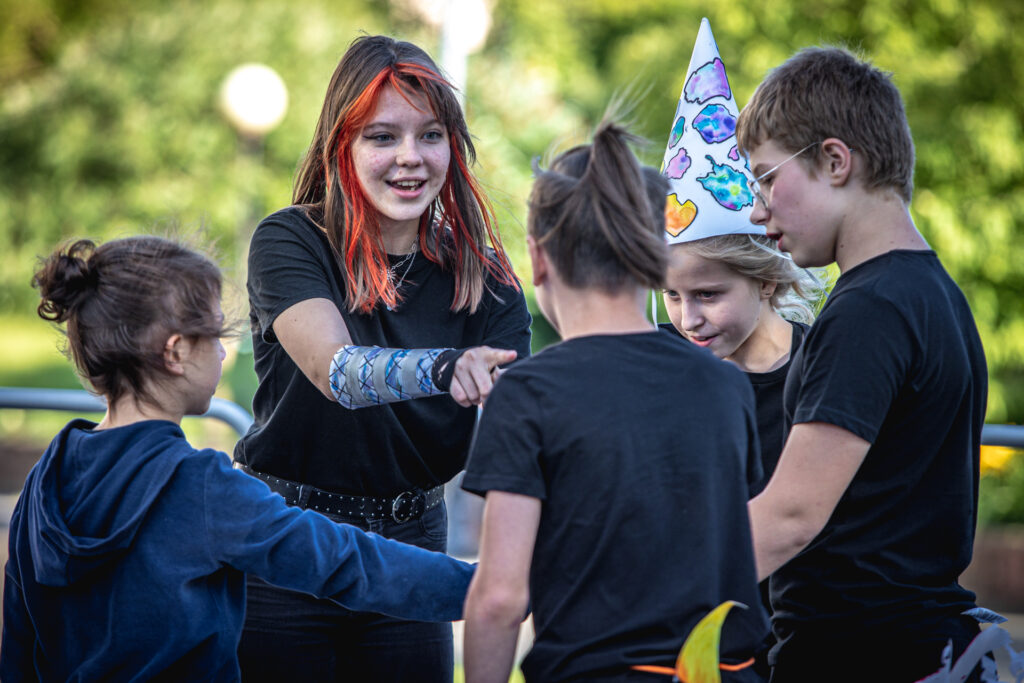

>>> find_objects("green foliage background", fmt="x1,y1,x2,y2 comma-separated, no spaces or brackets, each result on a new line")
1,0,1022,433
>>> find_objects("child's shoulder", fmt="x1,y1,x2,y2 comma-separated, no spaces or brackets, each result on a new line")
252,206,322,244
839,249,939,286
828,249,949,314
510,330,742,386
92,421,227,473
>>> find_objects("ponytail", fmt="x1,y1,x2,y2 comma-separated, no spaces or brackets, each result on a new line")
529,118,667,292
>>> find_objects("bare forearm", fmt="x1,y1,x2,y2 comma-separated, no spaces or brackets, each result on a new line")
748,423,871,581
465,491,540,682
748,494,820,581
463,605,522,683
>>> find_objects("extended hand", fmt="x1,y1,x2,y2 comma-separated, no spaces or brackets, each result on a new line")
449,346,518,407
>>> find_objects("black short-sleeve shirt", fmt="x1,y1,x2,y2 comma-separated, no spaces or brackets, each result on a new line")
234,206,532,496
746,321,808,497
772,251,987,648
463,331,767,682
660,321,808,497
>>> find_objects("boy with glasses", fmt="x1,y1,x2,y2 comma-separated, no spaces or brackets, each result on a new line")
737,47,989,681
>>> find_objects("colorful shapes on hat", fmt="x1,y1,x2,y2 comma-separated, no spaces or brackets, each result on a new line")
693,104,736,145
666,148,692,179
697,155,754,211
659,18,765,244
684,58,731,104
669,116,686,148
665,195,698,237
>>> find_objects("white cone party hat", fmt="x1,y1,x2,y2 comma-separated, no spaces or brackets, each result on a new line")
661,18,765,244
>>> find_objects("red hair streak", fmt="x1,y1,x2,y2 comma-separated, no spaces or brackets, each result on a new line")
329,63,517,314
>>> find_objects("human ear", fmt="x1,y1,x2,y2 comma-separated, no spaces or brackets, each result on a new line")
760,280,778,299
162,334,187,376
527,235,549,287
820,138,855,187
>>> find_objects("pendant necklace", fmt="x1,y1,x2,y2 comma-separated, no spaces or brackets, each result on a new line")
386,238,418,312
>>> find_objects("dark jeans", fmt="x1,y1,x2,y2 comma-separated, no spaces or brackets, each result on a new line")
238,502,453,683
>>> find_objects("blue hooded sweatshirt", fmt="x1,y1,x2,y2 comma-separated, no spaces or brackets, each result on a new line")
1,419,473,681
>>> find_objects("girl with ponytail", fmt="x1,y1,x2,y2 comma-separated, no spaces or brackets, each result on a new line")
461,118,768,683
234,35,531,680
2,237,473,681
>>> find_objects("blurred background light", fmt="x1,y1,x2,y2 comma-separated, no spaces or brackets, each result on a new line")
219,63,288,139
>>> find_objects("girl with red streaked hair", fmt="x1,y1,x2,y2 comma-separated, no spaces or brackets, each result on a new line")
235,35,531,681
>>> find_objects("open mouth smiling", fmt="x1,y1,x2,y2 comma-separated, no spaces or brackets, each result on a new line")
388,179,426,191
689,335,717,348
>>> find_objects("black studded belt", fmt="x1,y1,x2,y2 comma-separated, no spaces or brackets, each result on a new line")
233,462,445,523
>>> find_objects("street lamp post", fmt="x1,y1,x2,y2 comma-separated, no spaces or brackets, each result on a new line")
218,62,288,239
218,63,288,414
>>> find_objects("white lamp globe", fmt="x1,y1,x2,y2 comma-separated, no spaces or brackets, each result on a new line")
219,63,288,138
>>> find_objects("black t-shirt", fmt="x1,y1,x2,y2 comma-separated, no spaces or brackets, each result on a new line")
463,331,768,682
772,251,986,652
234,206,532,496
658,321,807,497
746,321,808,497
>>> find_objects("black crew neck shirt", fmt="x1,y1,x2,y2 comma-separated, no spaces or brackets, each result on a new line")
234,206,532,496
659,320,808,497
772,250,986,659
464,331,767,682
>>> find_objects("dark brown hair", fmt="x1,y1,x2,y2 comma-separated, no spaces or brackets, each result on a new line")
736,46,915,202
33,236,227,406
529,119,667,292
292,34,517,314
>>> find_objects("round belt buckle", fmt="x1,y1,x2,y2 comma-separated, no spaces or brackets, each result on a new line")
391,490,424,523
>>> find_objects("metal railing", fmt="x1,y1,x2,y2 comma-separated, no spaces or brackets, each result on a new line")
981,424,1024,449
1,386,1022,448
0,387,253,437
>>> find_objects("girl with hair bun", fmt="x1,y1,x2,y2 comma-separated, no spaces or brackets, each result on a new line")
234,34,531,680
461,118,768,683
1,236,474,682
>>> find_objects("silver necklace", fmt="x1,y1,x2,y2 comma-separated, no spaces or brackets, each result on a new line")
386,243,418,311
389,248,416,286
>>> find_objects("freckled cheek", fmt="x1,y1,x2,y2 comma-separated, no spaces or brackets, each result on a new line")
370,153,395,177
427,148,452,176
353,149,391,180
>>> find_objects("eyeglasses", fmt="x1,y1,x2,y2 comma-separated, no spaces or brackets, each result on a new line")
747,141,821,209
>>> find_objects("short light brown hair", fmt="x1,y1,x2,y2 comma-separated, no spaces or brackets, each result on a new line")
736,47,915,202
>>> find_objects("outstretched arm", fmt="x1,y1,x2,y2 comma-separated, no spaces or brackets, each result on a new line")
748,421,870,580
274,298,516,408
212,458,474,622
464,490,541,683
273,297,353,399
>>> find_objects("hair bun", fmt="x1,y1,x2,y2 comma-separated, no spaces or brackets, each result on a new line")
33,239,99,322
